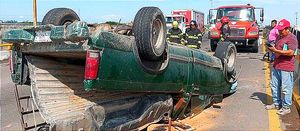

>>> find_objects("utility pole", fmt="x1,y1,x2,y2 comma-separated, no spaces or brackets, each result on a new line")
33,0,37,27
296,12,298,27
78,9,81,18
210,0,213,8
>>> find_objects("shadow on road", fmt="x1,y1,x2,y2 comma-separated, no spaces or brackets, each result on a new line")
249,92,271,105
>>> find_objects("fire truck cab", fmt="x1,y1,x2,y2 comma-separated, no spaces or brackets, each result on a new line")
208,4,264,52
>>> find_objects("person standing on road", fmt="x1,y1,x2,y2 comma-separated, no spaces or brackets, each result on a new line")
266,20,279,61
167,21,183,44
184,20,202,49
220,16,231,42
266,19,298,115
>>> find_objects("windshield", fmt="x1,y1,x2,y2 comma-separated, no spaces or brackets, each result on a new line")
165,16,184,23
217,8,254,21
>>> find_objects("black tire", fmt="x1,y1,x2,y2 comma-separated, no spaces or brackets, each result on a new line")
214,42,237,74
42,8,80,25
133,7,167,61
210,39,218,52
252,40,259,53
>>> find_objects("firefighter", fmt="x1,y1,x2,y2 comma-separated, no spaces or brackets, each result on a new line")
184,20,202,49
220,16,230,42
167,21,183,44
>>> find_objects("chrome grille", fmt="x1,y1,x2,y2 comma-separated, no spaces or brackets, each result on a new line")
230,28,245,37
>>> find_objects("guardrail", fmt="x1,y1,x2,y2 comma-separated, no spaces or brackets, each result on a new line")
0,43,13,50
292,27,300,113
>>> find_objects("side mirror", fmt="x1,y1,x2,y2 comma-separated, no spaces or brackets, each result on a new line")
260,17,264,22
207,15,210,24
208,11,212,24
260,9,264,22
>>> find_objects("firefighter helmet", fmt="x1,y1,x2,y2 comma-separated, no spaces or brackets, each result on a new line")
221,16,230,23
172,21,179,28
190,20,197,27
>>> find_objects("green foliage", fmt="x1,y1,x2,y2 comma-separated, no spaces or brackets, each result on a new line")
19,21,33,24
105,21,125,25
4,20,18,23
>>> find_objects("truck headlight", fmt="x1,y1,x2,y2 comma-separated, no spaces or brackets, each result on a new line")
248,30,258,36
210,30,219,36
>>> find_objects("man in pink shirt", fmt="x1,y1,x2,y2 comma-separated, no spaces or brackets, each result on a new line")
266,19,298,115
264,20,279,61
268,20,279,43
267,20,279,61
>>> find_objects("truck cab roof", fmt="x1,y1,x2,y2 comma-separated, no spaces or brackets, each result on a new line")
216,5,255,9
165,14,185,17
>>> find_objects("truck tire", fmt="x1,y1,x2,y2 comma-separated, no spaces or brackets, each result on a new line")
210,39,218,52
214,42,236,74
42,8,80,25
133,7,167,61
252,40,259,53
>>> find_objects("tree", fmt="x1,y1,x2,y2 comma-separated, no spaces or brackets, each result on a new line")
105,21,125,25
4,20,18,23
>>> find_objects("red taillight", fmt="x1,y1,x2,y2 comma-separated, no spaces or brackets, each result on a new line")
85,50,100,80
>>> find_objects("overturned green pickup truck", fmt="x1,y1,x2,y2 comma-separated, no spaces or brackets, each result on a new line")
3,7,238,131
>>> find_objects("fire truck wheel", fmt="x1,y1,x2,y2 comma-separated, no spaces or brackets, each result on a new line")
133,7,167,61
252,40,259,53
42,8,80,26
214,42,237,74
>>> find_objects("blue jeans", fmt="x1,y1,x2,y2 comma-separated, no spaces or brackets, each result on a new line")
270,68,294,108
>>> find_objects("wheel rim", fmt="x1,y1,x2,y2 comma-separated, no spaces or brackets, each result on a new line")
227,47,235,69
152,18,164,55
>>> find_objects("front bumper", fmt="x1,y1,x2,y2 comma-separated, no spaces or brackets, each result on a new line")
211,37,258,47
228,38,257,46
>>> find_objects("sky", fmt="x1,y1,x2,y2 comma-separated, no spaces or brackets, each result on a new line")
0,0,299,26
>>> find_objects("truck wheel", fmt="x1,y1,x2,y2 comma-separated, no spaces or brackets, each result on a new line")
214,42,236,74
210,39,218,52
42,8,80,25
252,40,259,53
133,7,167,61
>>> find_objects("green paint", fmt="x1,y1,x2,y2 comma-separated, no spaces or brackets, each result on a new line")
2,21,89,44
2,21,235,120
2,29,35,43
84,31,232,95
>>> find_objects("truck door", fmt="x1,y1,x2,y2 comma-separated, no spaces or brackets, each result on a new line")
191,50,232,95
208,9,218,25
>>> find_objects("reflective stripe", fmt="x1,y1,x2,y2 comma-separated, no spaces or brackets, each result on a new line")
187,36,198,39
187,45,198,48
197,34,202,36
170,35,180,38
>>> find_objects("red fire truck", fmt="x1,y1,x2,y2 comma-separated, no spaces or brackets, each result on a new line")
208,4,264,52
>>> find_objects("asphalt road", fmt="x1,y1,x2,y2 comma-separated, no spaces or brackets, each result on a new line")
1,36,300,130
1,60,44,131
181,35,300,130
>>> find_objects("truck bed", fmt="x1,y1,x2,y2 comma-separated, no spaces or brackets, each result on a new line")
27,55,173,130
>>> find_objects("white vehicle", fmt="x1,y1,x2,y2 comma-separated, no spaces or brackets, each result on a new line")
172,9,205,33
165,15,186,33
